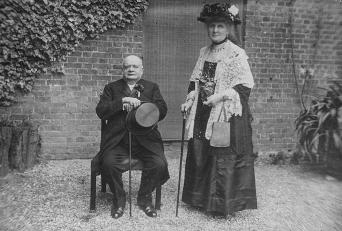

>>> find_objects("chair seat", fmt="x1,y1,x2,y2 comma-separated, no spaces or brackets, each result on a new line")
91,158,144,176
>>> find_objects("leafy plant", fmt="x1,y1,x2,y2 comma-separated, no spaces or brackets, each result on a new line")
0,0,149,106
0,116,37,128
295,82,342,162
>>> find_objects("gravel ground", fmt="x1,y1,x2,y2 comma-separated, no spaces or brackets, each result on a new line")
0,143,342,231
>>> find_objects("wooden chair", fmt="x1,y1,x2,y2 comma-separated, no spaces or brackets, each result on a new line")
89,120,162,212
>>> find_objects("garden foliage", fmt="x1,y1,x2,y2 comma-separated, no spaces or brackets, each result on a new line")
295,82,342,162
0,0,149,106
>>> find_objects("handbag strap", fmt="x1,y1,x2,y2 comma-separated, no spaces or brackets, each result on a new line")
218,103,226,121
219,101,232,122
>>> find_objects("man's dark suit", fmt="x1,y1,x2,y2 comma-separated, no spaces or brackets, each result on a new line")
94,78,169,208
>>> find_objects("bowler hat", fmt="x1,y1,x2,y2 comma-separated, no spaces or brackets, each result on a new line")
126,102,160,135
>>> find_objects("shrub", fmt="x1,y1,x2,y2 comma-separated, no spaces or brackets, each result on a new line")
0,0,149,106
295,82,342,163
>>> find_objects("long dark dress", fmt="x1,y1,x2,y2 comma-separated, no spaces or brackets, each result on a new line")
182,61,257,216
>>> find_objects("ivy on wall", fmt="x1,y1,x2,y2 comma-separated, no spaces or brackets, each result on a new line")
0,0,149,106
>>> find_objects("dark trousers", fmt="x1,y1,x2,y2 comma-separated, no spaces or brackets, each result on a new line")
101,134,166,208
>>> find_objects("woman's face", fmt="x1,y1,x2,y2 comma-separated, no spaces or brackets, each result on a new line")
207,21,230,44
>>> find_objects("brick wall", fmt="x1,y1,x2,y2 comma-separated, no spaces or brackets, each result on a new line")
245,0,342,153
0,23,144,159
0,0,341,159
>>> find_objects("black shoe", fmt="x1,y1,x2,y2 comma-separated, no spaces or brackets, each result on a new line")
111,206,124,219
140,204,157,218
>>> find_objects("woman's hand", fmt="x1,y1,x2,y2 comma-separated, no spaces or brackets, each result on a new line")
180,101,192,114
181,90,196,115
203,94,223,106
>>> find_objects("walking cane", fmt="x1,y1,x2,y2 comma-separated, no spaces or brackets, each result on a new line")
128,131,132,217
176,113,186,217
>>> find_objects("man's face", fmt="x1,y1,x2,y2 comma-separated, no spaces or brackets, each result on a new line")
123,56,143,81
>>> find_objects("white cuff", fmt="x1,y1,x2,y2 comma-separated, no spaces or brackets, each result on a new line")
220,88,238,100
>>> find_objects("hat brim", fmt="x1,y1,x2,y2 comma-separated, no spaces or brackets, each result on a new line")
197,16,241,24
126,120,156,135
126,103,160,135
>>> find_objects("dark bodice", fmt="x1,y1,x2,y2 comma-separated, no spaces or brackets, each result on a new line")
188,61,217,139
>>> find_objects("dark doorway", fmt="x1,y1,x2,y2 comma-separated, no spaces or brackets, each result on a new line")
143,0,246,140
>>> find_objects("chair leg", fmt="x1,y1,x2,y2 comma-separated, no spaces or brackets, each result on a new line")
101,172,106,192
90,170,97,211
155,185,161,210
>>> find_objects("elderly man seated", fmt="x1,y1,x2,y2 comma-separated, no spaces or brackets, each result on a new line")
95,55,169,218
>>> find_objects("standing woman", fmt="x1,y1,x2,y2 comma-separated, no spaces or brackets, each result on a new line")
181,3,257,216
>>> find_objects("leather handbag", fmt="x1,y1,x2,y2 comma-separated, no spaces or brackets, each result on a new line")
210,107,231,147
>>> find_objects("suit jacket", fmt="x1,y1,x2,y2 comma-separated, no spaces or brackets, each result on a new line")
93,78,169,184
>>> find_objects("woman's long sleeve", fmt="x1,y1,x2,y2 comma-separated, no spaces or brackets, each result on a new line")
232,84,252,122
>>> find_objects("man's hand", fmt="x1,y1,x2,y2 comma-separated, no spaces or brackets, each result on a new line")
123,103,133,112
122,97,141,112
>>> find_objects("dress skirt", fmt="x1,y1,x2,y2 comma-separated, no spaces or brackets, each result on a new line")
182,84,257,216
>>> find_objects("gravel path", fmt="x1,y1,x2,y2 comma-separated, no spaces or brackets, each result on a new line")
0,143,342,231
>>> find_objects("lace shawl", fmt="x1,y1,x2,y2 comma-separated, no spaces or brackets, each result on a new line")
186,40,254,139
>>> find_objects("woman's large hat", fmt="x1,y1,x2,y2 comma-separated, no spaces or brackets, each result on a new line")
126,102,160,135
197,3,241,24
